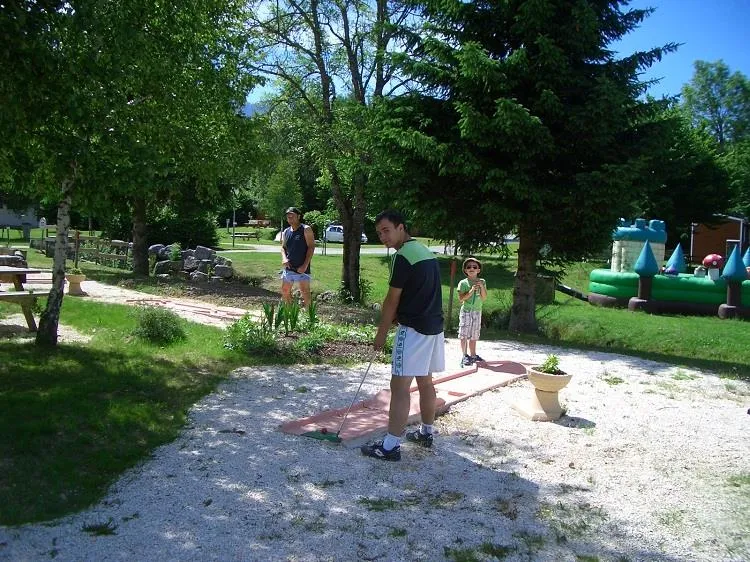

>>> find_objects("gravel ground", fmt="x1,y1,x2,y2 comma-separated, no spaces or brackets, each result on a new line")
1,283,749,561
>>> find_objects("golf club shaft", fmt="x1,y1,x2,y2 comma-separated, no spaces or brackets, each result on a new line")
335,354,375,437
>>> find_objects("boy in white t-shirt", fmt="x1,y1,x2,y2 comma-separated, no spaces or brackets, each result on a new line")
457,257,487,366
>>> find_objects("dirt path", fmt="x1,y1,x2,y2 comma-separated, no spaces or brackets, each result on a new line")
21,277,260,328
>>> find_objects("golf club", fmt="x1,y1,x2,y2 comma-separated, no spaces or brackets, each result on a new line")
301,352,375,444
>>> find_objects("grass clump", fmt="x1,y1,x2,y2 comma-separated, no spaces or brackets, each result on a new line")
132,306,186,345
602,375,625,386
82,518,117,536
727,473,750,488
295,331,326,354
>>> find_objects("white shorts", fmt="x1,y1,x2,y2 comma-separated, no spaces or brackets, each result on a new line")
392,325,445,377
458,309,482,341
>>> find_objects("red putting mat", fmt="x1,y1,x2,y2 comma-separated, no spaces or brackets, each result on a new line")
279,360,528,444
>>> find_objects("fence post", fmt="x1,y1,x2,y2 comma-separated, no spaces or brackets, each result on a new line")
74,230,80,268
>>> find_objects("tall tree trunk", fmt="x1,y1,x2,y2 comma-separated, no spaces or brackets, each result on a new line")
36,176,74,346
131,196,149,276
331,167,366,303
341,219,363,302
508,220,539,333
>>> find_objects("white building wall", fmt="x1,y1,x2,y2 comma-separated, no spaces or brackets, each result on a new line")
0,205,37,227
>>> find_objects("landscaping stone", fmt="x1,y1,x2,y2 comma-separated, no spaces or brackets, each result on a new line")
150,244,234,281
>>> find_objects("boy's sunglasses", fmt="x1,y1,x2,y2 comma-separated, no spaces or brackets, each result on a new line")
465,265,480,269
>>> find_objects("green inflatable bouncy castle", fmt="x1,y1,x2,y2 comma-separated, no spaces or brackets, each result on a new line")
589,219,750,319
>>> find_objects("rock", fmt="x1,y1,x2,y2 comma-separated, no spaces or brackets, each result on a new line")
317,290,337,303
0,255,26,267
195,245,215,261
198,260,212,274
190,271,209,282
213,265,233,279
153,260,172,275
148,244,165,256
183,255,200,272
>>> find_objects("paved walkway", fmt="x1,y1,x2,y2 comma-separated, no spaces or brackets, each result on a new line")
220,242,449,256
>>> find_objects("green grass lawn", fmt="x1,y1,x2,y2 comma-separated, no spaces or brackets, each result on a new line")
9,234,750,375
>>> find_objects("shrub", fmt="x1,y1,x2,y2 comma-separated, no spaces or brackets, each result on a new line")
102,204,220,248
304,301,319,327
302,210,326,239
169,242,182,261
132,306,187,345
384,331,394,354
224,314,278,355
338,277,373,305
309,322,374,344
149,207,219,249
295,331,326,355
259,227,277,241
483,295,513,330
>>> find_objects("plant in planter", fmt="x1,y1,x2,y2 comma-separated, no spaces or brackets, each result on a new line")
513,354,573,421
65,266,87,296
536,354,564,375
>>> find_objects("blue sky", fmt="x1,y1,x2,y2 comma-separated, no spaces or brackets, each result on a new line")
247,1,749,104
613,0,750,98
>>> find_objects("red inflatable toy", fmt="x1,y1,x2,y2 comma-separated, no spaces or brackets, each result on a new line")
702,253,724,269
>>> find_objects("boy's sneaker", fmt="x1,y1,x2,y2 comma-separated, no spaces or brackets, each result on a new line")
460,354,474,367
405,429,433,448
472,354,485,363
360,440,401,461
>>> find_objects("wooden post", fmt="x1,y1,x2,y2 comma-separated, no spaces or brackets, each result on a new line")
447,257,457,331
74,230,80,268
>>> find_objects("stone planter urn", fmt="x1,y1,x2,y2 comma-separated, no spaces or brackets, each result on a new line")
513,355,572,421
65,273,87,296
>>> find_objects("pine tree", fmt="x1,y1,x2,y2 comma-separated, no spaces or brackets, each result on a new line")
390,0,677,332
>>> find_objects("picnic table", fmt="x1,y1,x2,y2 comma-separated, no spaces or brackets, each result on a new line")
231,231,261,240
0,266,42,331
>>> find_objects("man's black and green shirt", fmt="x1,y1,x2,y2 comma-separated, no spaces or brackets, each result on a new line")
389,239,444,335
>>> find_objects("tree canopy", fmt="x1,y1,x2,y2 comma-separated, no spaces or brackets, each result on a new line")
0,0,259,345
681,60,750,147
379,0,678,332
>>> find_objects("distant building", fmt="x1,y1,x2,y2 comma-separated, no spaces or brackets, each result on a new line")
0,203,37,227
690,215,749,262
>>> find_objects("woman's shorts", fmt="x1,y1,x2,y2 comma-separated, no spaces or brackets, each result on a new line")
392,324,445,377
281,269,311,283
458,309,482,341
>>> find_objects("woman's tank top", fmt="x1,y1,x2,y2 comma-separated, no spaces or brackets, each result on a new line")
283,225,310,274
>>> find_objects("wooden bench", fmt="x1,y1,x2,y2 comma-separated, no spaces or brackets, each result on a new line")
0,291,38,331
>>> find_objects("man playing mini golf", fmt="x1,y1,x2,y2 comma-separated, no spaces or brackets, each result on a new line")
361,210,445,461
